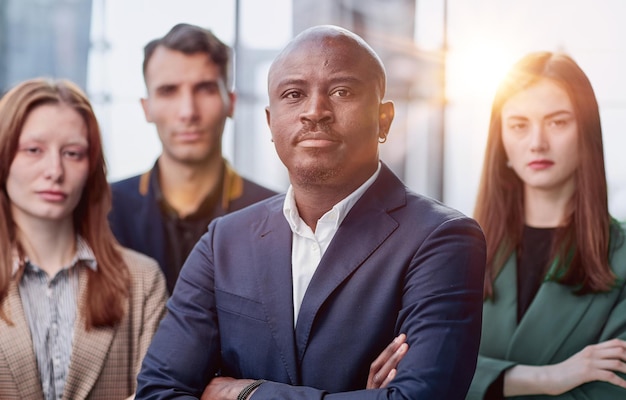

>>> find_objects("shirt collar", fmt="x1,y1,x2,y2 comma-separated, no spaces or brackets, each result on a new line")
283,162,382,232
152,158,244,220
12,235,98,277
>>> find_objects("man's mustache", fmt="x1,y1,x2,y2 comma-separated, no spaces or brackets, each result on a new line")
295,122,339,142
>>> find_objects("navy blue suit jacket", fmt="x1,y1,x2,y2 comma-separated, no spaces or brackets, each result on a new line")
136,164,486,399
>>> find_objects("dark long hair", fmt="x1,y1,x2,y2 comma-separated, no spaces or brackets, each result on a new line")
474,52,615,298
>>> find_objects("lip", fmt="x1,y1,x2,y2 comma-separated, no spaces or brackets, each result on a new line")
176,131,203,142
298,138,339,148
38,190,67,202
528,159,554,170
297,133,339,149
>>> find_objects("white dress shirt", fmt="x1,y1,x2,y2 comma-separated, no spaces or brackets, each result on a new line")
282,162,381,325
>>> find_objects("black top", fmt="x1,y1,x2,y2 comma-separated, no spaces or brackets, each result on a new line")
517,225,556,321
485,225,556,400
154,163,225,293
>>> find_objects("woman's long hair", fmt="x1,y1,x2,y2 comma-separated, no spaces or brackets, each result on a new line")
0,78,130,328
474,52,615,298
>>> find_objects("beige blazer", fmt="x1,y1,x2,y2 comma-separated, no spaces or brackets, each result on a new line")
0,247,167,399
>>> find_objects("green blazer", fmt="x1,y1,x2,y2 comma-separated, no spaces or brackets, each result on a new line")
467,222,626,399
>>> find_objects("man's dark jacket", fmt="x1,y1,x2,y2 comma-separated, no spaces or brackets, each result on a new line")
108,160,277,291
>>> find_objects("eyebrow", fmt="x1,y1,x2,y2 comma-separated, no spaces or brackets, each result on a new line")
327,76,364,86
153,83,177,92
543,110,574,119
274,78,306,88
153,79,220,91
505,110,573,120
274,76,364,88
18,136,88,146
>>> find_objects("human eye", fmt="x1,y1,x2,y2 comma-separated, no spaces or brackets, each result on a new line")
548,118,569,128
19,145,43,156
282,90,303,100
155,85,177,97
197,81,219,94
63,147,88,161
331,88,351,98
507,121,527,131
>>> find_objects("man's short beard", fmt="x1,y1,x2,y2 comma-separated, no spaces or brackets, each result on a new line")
293,164,338,187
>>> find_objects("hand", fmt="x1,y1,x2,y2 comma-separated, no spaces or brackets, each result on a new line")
505,338,626,396
201,377,256,400
367,333,409,389
546,339,626,395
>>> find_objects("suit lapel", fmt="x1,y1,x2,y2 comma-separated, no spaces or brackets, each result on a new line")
63,269,117,399
0,283,43,399
511,224,626,364
509,273,595,364
491,254,596,365
253,198,300,384
294,165,403,362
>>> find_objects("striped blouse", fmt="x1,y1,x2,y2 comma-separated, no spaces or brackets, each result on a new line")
15,237,97,400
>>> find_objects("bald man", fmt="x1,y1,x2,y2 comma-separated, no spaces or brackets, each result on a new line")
136,25,485,400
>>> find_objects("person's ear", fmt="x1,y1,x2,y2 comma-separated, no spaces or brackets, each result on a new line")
265,106,275,143
226,92,237,118
140,97,153,123
378,101,395,142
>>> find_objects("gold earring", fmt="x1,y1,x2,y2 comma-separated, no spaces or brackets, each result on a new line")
378,135,387,144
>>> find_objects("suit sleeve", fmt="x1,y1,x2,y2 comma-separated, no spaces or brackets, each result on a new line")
136,225,221,399
468,341,626,398
535,266,626,399
254,216,486,399
569,251,626,399
465,355,516,400
468,227,626,400
136,215,485,399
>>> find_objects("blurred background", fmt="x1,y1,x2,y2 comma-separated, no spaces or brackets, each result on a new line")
1,0,625,219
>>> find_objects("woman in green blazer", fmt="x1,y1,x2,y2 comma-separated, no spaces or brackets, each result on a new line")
467,52,626,399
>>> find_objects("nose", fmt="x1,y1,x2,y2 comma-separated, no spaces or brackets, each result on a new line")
45,152,64,182
300,92,333,125
529,124,548,152
178,91,199,122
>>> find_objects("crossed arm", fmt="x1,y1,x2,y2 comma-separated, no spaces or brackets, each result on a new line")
470,252,626,399
201,335,409,400
136,214,485,399
502,339,626,397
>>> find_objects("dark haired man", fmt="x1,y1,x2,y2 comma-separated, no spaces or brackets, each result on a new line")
108,24,276,293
